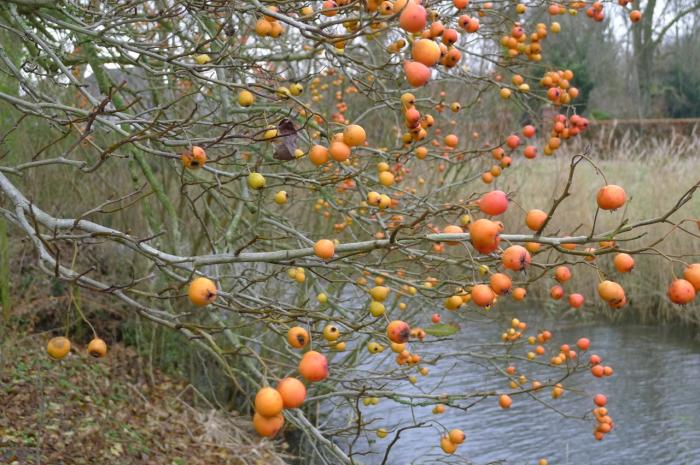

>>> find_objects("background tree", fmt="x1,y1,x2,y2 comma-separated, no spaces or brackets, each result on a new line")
656,23,700,117
629,0,700,116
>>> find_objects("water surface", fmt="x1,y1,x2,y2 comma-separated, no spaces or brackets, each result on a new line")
335,317,700,465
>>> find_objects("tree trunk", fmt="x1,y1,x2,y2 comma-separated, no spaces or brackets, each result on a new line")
632,0,657,117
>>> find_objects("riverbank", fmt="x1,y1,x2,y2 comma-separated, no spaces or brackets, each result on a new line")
0,337,289,465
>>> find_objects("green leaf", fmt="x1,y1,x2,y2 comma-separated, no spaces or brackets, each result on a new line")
424,323,459,337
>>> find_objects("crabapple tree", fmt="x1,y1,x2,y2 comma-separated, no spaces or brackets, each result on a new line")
0,0,698,463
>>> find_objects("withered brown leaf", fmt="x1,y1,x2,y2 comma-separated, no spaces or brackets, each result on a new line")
273,118,298,160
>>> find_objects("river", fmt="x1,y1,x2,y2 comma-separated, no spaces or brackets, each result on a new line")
335,316,700,465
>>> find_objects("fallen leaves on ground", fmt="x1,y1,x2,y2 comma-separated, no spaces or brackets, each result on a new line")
0,339,289,465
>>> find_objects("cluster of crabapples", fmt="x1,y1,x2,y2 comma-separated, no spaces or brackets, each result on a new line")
208,0,646,155
378,0,640,89
307,123,367,166
187,270,417,437
497,328,616,442
583,0,643,23
254,7,285,38
211,12,598,192
438,428,467,454
498,21,559,63
186,276,323,437
391,0,592,88
236,82,304,110
540,69,580,106
592,394,614,440
490,112,590,168
249,325,327,437
400,92,434,144
46,335,108,360
668,264,700,305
